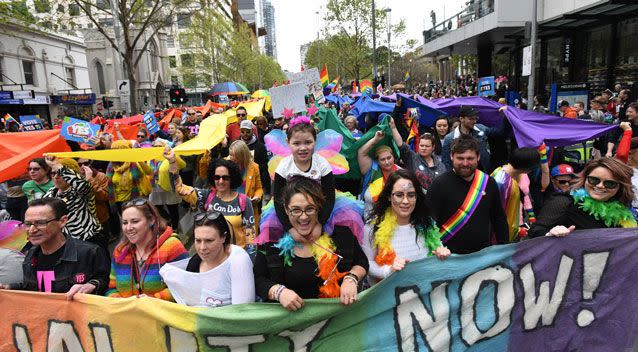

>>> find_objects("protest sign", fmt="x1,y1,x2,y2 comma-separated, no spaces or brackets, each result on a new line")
60,117,100,144
2,229,637,352
18,115,44,131
478,76,495,97
286,68,325,103
142,111,160,134
269,82,308,118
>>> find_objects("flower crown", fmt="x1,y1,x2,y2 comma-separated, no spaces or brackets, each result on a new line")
288,115,313,128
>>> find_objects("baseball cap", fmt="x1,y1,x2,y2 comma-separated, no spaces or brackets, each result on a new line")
240,120,254,130
551,164,576,178
458,105,479,117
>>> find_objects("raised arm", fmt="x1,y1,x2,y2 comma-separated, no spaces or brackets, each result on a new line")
358,131,385,175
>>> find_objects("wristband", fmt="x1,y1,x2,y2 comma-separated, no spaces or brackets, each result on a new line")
274,285,286,302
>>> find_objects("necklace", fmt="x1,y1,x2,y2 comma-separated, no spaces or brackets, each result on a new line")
571,188,637,228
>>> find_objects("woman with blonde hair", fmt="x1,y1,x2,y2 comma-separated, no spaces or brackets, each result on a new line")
229,140,264,207
106,140,153,213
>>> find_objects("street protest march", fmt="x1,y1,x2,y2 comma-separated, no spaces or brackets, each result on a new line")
2,229,637,351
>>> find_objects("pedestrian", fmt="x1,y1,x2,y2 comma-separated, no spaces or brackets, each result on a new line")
22,158,54,202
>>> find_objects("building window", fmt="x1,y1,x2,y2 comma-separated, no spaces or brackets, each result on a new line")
23,60,35,85
149,41,159,73
34,0,50,13
169,56,177,68
65,67,76,88
166,35,175,48
69,4,80,16
98,17,114,27
95,0,109,10
95,61,106,94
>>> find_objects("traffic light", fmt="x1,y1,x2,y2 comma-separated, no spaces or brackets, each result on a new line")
101,96,113,109
170,87,188,104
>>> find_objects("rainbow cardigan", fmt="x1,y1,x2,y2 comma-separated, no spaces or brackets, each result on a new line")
105,227,188,301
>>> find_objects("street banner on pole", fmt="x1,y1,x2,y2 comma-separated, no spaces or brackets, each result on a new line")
2,229,637,351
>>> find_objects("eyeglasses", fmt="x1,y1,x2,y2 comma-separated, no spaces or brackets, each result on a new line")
586,176,619,189
556,179,572,186
236,113,247,117
24,218,59,228
187,113,195,116
213,175,231,181
124,198,150,207
194,211,223,224
27,167,42,171
137,135,146,138
391,191,417,201
287,207,318,217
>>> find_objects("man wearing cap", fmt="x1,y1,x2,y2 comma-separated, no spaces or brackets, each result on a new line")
226,106,258,143
240,120,270,197
441,105,500,171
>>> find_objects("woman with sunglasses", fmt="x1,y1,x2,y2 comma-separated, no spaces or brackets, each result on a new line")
529,158,637,238
363,169,450,285
106,198,188,300
22,158,54,202
165,149,256,248
159,211,255,307
254,176,368,311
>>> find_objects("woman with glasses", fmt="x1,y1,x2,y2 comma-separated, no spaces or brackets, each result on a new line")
362,169,450,285
254,116,270,145
22,158,54,202
529,158,637,238
254,176,368,311
159,211,255,307
106,198,188,300
165,149,256,249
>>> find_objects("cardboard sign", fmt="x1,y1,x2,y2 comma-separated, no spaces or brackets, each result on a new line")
60,117,100,144
19,115,44,131
142,111,160,135
286,68,325,103
269,83,308,118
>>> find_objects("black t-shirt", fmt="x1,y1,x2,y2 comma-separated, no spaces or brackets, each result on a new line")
35,244,66,292
283,256,323,299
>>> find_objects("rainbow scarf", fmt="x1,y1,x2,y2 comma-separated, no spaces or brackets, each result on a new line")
373,209,442,265
439,169,489,243
275,233,346,298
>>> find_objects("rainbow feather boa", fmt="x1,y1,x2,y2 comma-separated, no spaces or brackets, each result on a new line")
571,188,637,228
274,232,346,298
373,209,443,265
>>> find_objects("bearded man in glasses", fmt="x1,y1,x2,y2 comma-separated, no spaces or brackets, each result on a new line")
0,198,110,300
226,106,258,143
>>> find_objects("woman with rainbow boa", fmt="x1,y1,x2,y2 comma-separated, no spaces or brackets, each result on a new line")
362,169,450,285
253,177,368,311
529,157,637,238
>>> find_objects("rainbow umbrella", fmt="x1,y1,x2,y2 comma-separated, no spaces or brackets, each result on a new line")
251,89,270,98
209,82,250,97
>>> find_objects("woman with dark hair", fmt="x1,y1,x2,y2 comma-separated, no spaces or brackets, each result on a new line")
166,149,256,248
160,210,255,307
529,157,637,238
432,116,450,155
106,199,188,300
22,158,54,202
363,169,450,285
254,176,368,311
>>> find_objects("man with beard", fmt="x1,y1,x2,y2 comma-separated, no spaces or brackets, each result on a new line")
227,106,258,143
425,135,508,254
240,120,271,197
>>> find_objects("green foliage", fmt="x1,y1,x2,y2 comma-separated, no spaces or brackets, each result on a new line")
0,1,36,24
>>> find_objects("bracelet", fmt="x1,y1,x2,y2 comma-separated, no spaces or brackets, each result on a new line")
343,273,359,286
274,285,286,302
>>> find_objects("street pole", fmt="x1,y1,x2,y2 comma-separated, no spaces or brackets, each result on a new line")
527,0,537,111
372,0,377,84
385,8,391,87
316,11,320,69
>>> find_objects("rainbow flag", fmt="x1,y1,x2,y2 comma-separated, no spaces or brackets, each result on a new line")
360,80,373,95
3,113,19,126
330,76,340,92
2,229,637,351
404,70,411,82
320,65,329,88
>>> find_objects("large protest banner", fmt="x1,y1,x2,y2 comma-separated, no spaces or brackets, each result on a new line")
269,82,308,118
286,68,325,103
2,229,637,352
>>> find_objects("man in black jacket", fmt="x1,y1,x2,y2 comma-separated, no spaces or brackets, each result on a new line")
240,120,271,197
0,198,110,300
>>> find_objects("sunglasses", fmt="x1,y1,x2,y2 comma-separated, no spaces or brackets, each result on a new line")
556,180,572,186
137,135,146,138
213,175,231,181
586,176,619,189
236,113,247,117
124,198,150,207
194,211,223,223
187,113,195,116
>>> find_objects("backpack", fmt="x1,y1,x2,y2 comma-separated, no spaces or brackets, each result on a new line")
204,189,247,212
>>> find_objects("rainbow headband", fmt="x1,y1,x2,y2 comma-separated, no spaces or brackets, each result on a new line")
439,169,489,243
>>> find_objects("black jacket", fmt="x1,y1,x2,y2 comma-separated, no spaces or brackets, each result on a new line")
528,194,609,238
13,237,110,294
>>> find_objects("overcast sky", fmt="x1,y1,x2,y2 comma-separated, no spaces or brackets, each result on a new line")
270,0,466,72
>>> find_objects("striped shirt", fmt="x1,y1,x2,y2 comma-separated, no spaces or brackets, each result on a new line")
44,167,102,241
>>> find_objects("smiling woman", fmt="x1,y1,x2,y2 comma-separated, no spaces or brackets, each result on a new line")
254,176,369,311
529,157,637,238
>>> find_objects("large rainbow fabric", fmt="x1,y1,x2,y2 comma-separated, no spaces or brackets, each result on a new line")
256,192,364,244
491,167,522,241
320,65,329,88
0,220,27,251
2,229,638,351
439,169,489,243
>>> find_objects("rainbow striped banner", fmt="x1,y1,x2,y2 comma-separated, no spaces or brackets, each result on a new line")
440,169,489,243
2,229,638,351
